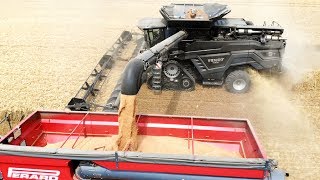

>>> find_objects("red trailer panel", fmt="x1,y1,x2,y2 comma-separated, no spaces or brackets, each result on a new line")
0,111,284,180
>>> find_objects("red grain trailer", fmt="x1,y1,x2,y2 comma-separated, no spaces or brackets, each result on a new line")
0,111,286,179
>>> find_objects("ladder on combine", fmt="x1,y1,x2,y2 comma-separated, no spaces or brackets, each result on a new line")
66,31,132,111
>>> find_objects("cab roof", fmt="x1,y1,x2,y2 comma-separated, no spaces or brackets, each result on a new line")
160,3,230,22
137,3,231,30
137,18,167,30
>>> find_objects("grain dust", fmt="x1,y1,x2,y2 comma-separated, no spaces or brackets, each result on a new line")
114,94,138,151
293,71,320,92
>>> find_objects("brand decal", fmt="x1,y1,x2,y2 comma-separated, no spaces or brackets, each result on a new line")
208,57,224,64
267,51,276,56
7,167,60,180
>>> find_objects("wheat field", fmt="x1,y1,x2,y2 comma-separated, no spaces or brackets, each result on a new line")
0,0,320,179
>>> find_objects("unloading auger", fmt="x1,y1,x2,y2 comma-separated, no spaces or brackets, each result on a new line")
104,30,187,111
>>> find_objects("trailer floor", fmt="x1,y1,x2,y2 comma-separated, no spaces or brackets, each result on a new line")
0,0,320,179
45,135,241,158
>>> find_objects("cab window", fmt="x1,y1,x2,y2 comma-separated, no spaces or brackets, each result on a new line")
144,28,165,47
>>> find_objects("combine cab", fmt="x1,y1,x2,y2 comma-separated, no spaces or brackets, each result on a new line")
138,3,286,93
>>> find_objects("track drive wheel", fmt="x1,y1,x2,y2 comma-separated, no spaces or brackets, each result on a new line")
225,70,251,93
180,77,194,90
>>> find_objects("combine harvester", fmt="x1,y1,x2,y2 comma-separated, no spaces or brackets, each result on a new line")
67,3,286,111
0,3,287,180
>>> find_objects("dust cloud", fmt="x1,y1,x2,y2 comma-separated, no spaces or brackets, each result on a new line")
248,70,315,140
246,69,319,179
247,10,320,144
281,22,320,85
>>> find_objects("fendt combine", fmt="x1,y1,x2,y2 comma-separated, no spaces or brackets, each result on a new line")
67,3,286,111
139,3,286,93
105,3,286,111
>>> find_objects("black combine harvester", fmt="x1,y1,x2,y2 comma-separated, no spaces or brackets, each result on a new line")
67,3,286,111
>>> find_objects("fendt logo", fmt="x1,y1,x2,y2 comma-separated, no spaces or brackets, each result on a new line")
207,57,224,64
7,167,60,180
